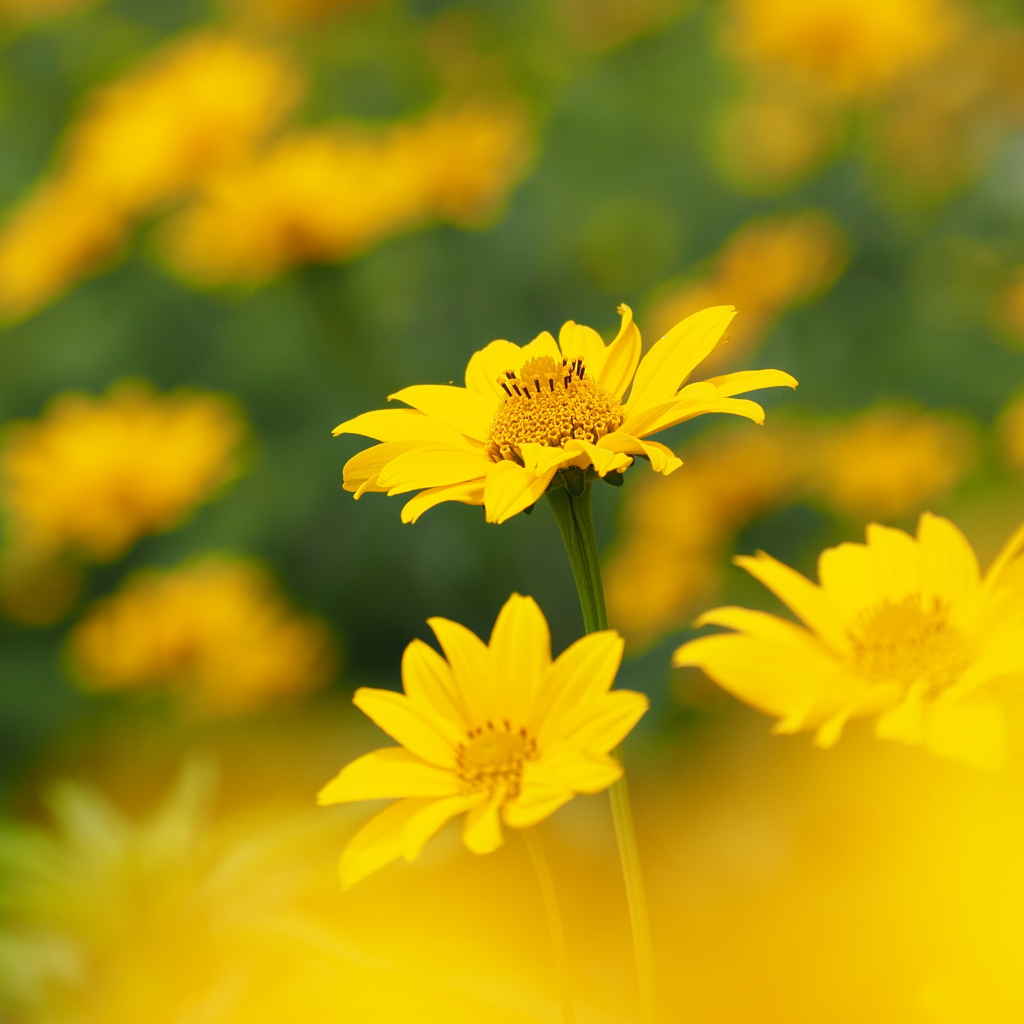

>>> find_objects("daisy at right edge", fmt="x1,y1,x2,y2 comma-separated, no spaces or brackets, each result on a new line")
673,513,1024,770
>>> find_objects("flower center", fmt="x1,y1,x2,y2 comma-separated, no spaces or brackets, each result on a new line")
455,720,537,797
485,355,624,463
847,594,971,692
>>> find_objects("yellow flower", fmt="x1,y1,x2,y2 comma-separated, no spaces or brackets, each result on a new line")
69,556,335,713
725,0,957,99
808,406,976,521
646,212,847,364
162,101,532,286
0,178,127,320
0,381,244,562
674,513,1024,770
318,593,647,888
334,304,797,524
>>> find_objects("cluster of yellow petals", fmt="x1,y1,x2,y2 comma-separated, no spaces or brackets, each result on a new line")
675,513,1024,770
335,303,797,525
69,557,335,714
0,381,244,563
0,33,301,318
318,593,647,888
161,102,532,286
725,0,957,99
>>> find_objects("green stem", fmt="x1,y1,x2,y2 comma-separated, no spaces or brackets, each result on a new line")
545,475,658,1024
522,826,576,1024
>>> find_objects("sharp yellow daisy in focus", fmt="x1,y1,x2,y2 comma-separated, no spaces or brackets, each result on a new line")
318,593,648,888
674,513,1024,770
333,304,797,524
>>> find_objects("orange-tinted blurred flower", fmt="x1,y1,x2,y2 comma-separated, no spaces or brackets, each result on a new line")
808,407,977,521
995,266,1024,346
69,556,335,713
724,0,957,99
226,0,384,30
646,211,847,366
0,381,244,562
162,102,532,286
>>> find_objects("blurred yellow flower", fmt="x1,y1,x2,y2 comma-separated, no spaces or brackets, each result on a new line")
162,102,532,286
675,513,1024,769
713,86,839,192
335,303,796,524
996,266,1024,345
808,406,977,521
69,556,335,713
0,0,95,23
319,593,646,888
64,32,303,214
0,180,127,320
1000,391,1024,471
606,426,801,648
0,32,302,316
1,381,244,563
725,0,957,98
646,212,846,367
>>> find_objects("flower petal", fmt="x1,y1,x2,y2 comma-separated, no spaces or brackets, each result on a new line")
377,446,492,496
342,441,429,496
463,793,505,854
489,593,551,726
558,320,609,381
695,605,821,649
401,792,484,861
621,393,767,438
562,438,632,477
333,408,472,445
353,688,460,768
518,329,561,363
550,689,649,754
917,512,981,623
702,369,798,397
528,746,622,794
734,551,849,653
338,797,433,889
317,747,459,804
400,479,486,523
502,784,574,829
427,614,495,724
599,303,643,400
597,432,681,474
532,630,624,737
465,339,525,400
401,637,471,727
388,384,495,440
625,305,735,415
483,459,559,524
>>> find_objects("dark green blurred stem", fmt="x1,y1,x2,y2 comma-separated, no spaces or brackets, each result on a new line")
545,473,657,1024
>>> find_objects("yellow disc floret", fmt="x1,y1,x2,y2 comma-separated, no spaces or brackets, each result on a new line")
485,354,625,462
455,720,538,797
847,594,971,692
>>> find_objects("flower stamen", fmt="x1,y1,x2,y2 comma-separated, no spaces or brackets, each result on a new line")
485,354,624,462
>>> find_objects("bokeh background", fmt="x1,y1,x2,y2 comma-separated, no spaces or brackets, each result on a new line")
1,0,1024,1020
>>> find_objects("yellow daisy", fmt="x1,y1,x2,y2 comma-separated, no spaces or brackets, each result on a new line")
674,513,1024,770
318,593,648,888
334,304,797,524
